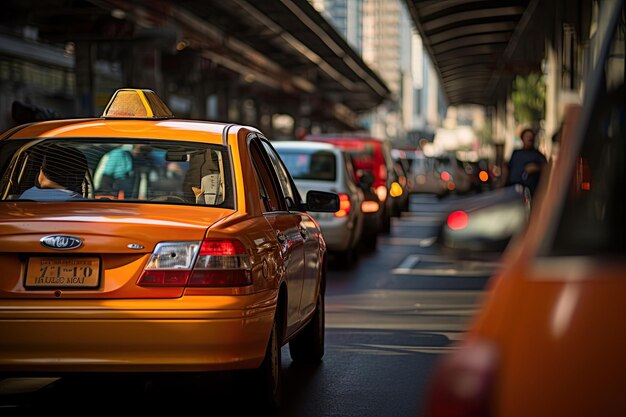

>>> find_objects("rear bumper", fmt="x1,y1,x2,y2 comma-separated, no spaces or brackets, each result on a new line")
0,292,276,373
362,212,380,236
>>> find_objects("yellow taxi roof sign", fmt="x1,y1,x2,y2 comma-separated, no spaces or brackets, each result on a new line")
102,89,174,119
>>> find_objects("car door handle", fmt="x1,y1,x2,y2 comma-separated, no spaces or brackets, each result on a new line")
276,232,287,244
299,226,308,240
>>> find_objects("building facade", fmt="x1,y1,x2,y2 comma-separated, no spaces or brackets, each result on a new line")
311,0,363,54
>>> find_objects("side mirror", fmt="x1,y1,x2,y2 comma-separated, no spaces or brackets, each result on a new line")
305,190,339,212
438,185,531,255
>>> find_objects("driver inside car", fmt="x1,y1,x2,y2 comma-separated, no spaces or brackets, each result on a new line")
19,144,88,201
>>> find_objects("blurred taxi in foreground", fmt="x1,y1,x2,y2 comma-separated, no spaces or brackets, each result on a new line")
273,141,365,267
426,4,625,417
0,88,339,410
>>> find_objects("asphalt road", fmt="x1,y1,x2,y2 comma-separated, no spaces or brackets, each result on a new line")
0,193,499,416
278,194,495,417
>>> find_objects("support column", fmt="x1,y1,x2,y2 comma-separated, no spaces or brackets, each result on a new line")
74,41,94,117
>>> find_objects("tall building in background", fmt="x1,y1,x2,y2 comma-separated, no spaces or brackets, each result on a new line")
401,29,446,147
368,0,446,146
313,0,446,144
361,0,402,141
362,0,401,99
311,0,362,54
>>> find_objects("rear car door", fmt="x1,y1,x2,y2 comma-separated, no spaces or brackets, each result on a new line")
248,137,305,334
262,140,321,320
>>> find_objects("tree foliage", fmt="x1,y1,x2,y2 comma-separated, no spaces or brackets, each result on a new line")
512,73,545,126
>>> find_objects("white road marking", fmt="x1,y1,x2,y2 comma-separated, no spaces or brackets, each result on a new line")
392,268,495,276
381,237,437,247
330,344,461,356
395,254,421,270
392,253,500,276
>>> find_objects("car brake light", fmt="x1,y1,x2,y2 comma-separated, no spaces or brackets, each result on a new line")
379,164,387,180
361,200,380,213
441,171,451,182
424,341,498,417
447,211,468,230
335,193,351,218
188,239,252,286
138,241,200,286
390,181,403,197
376,185,387,202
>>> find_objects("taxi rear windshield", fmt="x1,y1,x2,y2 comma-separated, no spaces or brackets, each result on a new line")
0,138,234,208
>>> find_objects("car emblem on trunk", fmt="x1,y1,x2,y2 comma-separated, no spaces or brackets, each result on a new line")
40,235,83,250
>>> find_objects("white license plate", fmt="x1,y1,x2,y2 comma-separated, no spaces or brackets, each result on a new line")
25,257,100,288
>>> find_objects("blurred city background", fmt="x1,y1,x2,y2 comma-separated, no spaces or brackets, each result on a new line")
0,0,607,171
0,1,622,415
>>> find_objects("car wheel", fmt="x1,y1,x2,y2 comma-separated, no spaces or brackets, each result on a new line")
257,318,282,410
289,291,325,363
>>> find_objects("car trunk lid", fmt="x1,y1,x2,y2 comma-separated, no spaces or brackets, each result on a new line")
0,202,233,299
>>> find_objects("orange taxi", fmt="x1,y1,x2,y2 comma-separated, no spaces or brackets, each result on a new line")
0,89,338,410
425,3,625,417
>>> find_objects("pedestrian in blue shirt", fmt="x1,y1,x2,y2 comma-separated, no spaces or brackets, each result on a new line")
506,129,547,196
94,144,159,198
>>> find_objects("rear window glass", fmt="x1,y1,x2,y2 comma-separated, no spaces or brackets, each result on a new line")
276,149,337,181
334,143,375,171
0,138,234,208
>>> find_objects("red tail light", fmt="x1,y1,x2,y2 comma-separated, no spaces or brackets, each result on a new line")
198,239,246,256
447,211,468,230
375,185,388,202
189,239,252,287
379,164,387,180
335,193,351,218
361,200,380,213
138,270,190,286
441,171,451,182
425,341,498,417
138,239,251,287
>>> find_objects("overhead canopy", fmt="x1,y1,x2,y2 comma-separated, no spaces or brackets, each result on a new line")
1,0,390,119
175,0,391,112
404,0,545,106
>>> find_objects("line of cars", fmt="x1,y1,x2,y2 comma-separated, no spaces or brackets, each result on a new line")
393,148,494,198
273,134,410,267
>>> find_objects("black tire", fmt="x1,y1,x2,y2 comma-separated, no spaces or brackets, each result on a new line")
289,291,325,363
258,318,282,411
